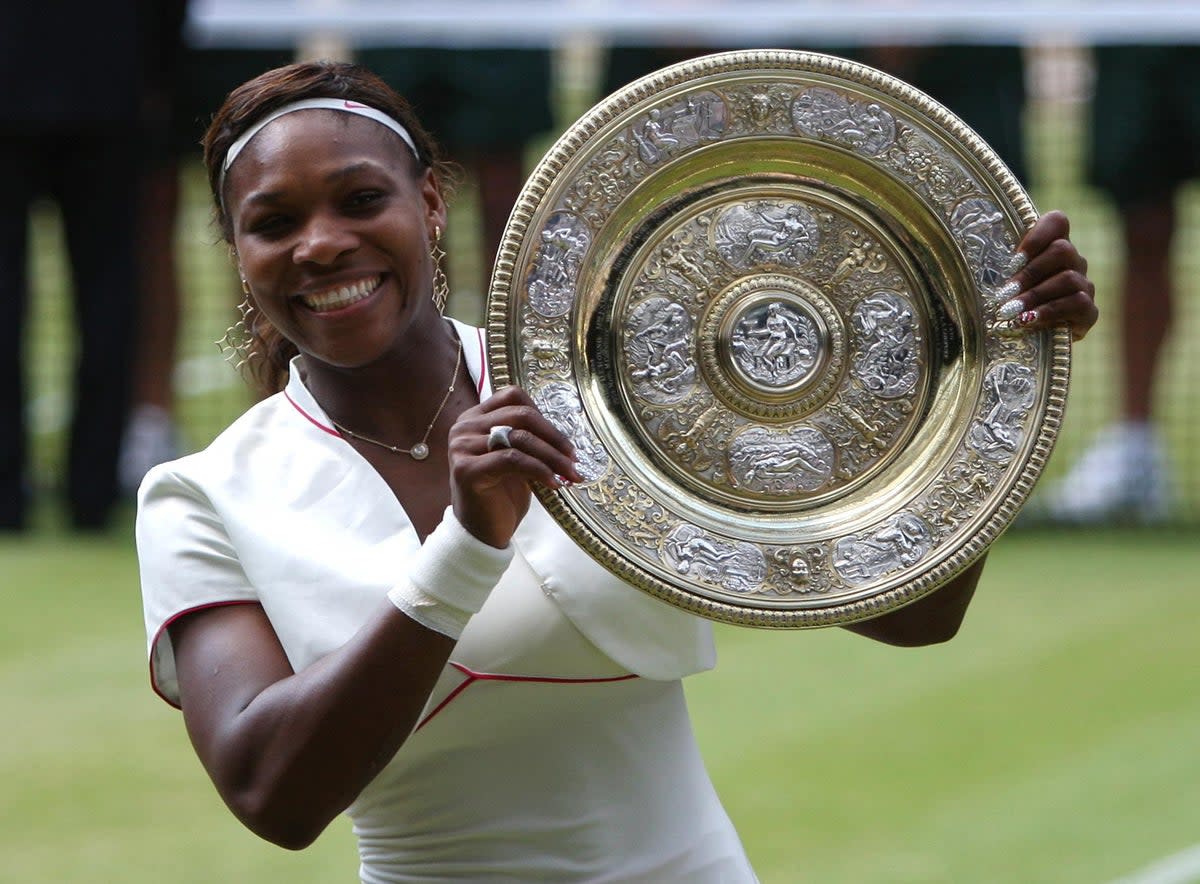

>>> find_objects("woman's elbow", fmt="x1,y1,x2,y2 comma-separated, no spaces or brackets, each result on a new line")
227,785,332,851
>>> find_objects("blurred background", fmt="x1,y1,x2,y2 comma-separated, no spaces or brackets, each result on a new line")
2,1,1198,882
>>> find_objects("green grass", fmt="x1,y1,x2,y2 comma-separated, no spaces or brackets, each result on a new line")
691,529,1200,882
2,524,1197,882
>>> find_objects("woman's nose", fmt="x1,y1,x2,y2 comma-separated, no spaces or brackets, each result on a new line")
293,212,357,265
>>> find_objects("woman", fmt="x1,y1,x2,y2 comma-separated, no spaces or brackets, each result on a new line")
137,61,1097,881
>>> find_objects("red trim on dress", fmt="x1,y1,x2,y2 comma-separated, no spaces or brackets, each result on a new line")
283,389,341,438
475,327,487,396
149,599,260,709
414,662,637,732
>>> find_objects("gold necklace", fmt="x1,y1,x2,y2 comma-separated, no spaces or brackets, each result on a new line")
329,337,462,461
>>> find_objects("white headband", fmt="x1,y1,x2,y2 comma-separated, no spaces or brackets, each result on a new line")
219,97,420,195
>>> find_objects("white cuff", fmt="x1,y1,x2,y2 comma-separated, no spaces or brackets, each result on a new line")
387,508,513,639
388,580,475,639
408,507,513,613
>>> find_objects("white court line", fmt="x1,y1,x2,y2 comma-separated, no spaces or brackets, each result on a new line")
1108,845,1200,884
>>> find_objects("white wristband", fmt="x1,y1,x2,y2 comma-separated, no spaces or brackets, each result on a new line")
387,507,513,638
388,580,475,639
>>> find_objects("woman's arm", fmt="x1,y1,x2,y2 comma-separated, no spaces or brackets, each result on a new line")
841,554,986,646
170,599,453,850
843,210,1097,648
166,387,579,850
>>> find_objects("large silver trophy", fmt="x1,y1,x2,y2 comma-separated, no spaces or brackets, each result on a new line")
487,50,1070,627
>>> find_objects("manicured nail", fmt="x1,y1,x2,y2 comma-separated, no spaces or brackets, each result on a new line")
993,279,1022,299
994,280,1020,301
1018,310,1039,326
997,298,1024,320
1004,251,1028,275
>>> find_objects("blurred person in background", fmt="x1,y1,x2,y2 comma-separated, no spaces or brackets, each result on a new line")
355,47,556,309
858,45,1029,187
118,0,189,496
136,60,1097,881
0,2,153,530
118,22,297,494
1038,46,1195,524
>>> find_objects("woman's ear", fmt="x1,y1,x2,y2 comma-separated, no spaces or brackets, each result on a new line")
421,168,448,239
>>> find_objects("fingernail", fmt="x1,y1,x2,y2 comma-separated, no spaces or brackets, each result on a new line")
1004,251,1028,276
997,298,1024,320
1018,310,1038,326
994,280,1021,301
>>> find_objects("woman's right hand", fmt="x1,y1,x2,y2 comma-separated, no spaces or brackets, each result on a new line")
446,385,581,549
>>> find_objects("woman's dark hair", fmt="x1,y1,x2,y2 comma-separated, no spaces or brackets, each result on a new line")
202,60,454,395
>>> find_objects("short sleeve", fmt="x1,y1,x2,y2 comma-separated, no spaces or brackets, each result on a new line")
136,465,258,707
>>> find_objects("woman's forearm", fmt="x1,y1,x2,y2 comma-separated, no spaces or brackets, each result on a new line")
841,553,987,647
173,601,453,849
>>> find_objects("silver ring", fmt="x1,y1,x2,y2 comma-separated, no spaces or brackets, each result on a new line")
487,424,514,452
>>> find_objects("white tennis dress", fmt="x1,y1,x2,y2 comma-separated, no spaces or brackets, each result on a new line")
137,321,758,882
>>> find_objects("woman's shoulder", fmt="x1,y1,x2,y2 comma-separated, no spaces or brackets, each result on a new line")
137,392,294,499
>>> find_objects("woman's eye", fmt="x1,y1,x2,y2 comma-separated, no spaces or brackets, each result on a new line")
346,190,385,211
248,215,291,237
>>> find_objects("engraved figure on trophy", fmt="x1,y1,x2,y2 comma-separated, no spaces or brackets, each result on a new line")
850,291,920,398
658,243,710,294
791,87,897,156
520,326,572,380
526,213,591,318
728,425,835,494
562,135,642,227
949,197,1012,288
533,381,609,481
673,93,725,142
731,301,819,386
967,362,1037,463
723,85,794,136
662,524,766,593
644,225,714,297
625,298,698,404
830,229,890,284
659,400,733,473
769,546,835,595
584,476,668,550
630,93,725,166
925,460,994,531
883,128,975,208
747,91,773,127
634,108,679,165
713,201,820,269
833,513,933,584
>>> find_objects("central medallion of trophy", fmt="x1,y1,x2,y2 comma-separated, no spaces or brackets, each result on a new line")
703,273,845,421
613,188,931,510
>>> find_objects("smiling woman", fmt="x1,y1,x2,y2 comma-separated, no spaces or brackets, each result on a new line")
133,59,1098,883
225,108,445,381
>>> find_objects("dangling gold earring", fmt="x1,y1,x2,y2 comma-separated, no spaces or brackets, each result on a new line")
430,226,450,314
217,285,260,371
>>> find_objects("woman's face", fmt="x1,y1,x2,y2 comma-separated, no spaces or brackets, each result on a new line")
225,110,446,370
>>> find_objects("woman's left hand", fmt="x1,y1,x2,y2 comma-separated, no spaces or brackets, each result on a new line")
995,210,1098,342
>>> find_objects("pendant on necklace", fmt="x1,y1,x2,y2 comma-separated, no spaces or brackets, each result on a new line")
410,442,430,461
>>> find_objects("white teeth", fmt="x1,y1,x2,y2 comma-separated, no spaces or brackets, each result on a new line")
301,276,380,312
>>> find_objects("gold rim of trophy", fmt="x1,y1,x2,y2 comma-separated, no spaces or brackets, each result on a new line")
487,49,1070,628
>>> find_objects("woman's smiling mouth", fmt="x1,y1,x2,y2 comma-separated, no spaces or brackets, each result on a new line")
299,275,382,313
